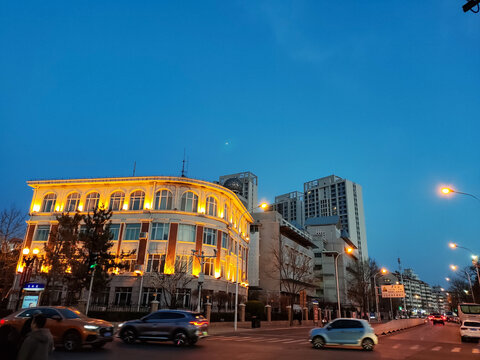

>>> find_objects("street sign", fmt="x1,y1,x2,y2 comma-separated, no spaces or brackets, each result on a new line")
381,284,405,298
23,283,45,292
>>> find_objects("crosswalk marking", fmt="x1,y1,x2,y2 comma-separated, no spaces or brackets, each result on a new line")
283,339,306,343
410,345,420,350
267,338,294,343
472,349,479,354
392,344,400,349
451,347,461,352
431,346,442,351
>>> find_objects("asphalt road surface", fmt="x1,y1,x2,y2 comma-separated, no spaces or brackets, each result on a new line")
51,321,480,360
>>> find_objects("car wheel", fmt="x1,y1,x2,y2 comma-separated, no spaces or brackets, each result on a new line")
312,336,325,349
173,331,188,347
361,338,375,351
121,328,137,344
63,331,82,352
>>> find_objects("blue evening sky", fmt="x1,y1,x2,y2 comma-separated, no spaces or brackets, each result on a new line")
1,1,479,286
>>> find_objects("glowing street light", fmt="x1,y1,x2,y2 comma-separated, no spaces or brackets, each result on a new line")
445,277,450,282
448,242,480,287
374,268,388,319
439,186,480,202
450,264,475,302
450,265,458,271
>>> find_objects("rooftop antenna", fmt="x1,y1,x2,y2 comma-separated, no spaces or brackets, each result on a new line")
132,161,136,177
181,149,187,177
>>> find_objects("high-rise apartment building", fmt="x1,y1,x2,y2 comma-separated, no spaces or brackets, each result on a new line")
273,191,305,228
219,172,258,211
304,175,368,260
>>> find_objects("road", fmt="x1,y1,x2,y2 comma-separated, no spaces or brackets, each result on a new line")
51,322,479,360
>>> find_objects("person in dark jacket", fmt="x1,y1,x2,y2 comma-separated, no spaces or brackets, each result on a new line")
17,314,54,360
0,325,20,360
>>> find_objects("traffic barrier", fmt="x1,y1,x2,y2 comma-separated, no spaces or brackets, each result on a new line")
372,318,425,335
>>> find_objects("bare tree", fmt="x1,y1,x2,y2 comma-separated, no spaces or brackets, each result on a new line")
0,206,27,304
346,258,378,314
272,243,313,325
145,257,194,309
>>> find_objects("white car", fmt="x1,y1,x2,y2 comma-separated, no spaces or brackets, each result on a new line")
460,320,480,342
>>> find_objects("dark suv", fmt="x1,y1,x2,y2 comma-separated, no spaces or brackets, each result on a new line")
118,310,208,346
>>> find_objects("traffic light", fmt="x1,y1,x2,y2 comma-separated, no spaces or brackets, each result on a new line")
88,252,99,270
399,306,403,310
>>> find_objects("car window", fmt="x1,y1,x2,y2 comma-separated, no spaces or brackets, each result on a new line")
464,321,480,327
40,308,61,318
57,308,80,319
345,320,363,329
17,309,40,318
144,312,164,321
330,320,348,329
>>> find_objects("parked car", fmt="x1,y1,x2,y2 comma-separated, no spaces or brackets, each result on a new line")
309,318,378,351
445,312,459,323
430,313,446,325
117,309,208,346
0,306,113,351
460,320,480,342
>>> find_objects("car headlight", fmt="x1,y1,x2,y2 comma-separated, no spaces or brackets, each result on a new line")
118,322,124,328
84,324,100,331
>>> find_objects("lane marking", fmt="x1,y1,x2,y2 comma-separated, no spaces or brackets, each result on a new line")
451,347,461,352
410,345,420,350
392,344,400,349
431,346,442,351
283,339,307,343
267,338,293,342
473,349,479,354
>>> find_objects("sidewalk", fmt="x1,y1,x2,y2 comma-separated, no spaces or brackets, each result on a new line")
208,320,317,335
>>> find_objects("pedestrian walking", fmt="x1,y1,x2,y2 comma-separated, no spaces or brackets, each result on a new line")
17,314,54,360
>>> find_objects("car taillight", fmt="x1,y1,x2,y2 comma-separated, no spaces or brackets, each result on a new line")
442,316,446,320
0,319,4,325
190,321,208,327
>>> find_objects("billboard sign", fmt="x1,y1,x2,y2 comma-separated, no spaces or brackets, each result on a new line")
381,284,405,298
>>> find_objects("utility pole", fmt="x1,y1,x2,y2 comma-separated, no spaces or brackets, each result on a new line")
191,250,216,312
398,258,407,314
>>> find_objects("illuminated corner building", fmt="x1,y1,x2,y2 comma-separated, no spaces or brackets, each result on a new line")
272,191,305,229
304,175,368,261
13,176,253,311
248,211,316,310
219,172,258,211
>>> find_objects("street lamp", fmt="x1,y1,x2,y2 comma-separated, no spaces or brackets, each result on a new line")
374,268,388,320
16,247,40,310
448,242,480,287
233,202,268,331
450,264,475,303
322,246,355,318
440,187,480,202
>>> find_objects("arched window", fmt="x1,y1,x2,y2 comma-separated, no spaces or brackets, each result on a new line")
109,191,125,211
41,193,56,212
223,203,228,221
129,190,145,210
154,190,173,210
85,192,100,211
180,191,198,213
206,196,217,216
65,193,80,212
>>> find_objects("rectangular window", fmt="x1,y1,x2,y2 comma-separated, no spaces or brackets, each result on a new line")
35,225,50,241
148,240,166,254
221,232,229,249
177,224,196,243
114,287,132,306
203,258,215,276
109,224,120,240
124,223,141,240
203,228,217,246
151,223,169,240
146,254,166,273
176,254,193,274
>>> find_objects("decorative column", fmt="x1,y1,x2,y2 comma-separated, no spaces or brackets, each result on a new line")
304,307,308,321
239,303,246,322
206,302,212,323
265,304,272,322
150,300,159,313
286,305,292,324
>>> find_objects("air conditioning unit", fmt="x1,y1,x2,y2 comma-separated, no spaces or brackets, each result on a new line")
139,232,148,240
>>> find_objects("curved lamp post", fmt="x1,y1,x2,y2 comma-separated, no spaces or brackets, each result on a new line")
373,268,388,320
449,242,480,287
441,187,480,202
